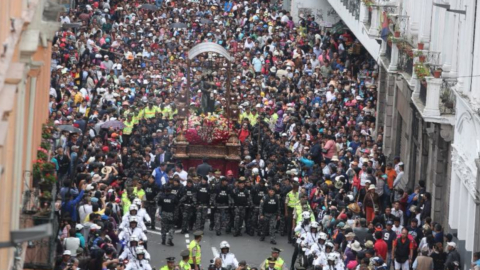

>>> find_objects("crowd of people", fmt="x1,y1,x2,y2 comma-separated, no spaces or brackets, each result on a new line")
47,0,477,270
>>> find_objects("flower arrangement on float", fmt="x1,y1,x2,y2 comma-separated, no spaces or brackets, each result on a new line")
181,113,231,145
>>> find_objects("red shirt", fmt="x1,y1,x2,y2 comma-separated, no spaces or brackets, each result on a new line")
374,239,388,260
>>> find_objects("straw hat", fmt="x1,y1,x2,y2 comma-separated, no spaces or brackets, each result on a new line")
101,166,113,174
347,203,361,214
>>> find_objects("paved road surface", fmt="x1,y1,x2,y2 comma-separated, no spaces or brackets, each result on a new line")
146,223,295,270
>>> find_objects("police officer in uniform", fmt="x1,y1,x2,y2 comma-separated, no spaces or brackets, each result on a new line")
260,248,287,270
213,177,232,236
159,257,176,270
188,231,203,270
180,179,197,234
179,250,191,270
144,176,160,230
250,179,268,236
285,182,300,243
169,177,184,228
260,187,281,244
157,185,178,246
231,178,253,237
195,176,212,230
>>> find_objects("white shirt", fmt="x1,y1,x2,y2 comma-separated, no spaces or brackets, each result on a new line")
219,253,239,269
173,170,188,185
78,204,93,223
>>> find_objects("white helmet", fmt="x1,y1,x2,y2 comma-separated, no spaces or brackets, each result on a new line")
347,194,354,202
319,232,328,241
129,216,138,223
252,168,259,175
136,246,146,255
325,241,334,249
302,211,311,219
310,222,319,229
129,204,138,211
220,241,230,249
327,253,336,261
130,236,139,242
133,198,142,206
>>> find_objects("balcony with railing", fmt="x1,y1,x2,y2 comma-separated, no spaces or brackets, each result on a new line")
396,41,414,78
328,0,380,58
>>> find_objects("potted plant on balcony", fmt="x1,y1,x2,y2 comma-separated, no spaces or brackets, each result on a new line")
415,51,426,63
433,69,442,78
418,42,424,50
414,62,430,79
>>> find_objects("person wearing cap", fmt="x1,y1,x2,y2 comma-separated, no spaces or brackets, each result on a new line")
259,187,281,244
157,185,178,246
445,241,461,269
55,250,74,270
363,184,378,223
213,176,232,235
285,182,300,243
194,176,211,231
179,178,197,234
260,247,286,270
188,231,203,270
160,257,176,270
231,177,253,237
179,250,191,270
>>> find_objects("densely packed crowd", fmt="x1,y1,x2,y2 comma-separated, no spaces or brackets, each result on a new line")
47,0,472,270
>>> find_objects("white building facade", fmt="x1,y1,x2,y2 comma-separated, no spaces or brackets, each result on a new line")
323,0,480,266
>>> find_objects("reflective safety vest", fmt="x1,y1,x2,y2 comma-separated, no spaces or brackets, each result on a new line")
160,265,174,270
287,191,299,208
179,260,190,270
274,257,285,270
123,120,134,135
188,239,201,265
144,107,157,118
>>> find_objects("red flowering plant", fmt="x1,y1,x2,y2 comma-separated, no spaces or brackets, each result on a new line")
183,113,231,145
32,159,57,183
37,147,49,161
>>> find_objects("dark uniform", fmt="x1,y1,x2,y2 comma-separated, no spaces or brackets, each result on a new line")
179,181,197,233
157,189,178,245
259,189,281,243
169,181,184,228
250,182,268,236
144,180,160,230
231,182,253,236
213,180,232,235
195,181,212,231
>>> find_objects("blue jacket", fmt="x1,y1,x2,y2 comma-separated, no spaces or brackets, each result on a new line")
154,168,167,188
61,190,84,222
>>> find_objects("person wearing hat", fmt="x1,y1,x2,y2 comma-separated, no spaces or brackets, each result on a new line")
194,176,211,231
213,176,232,235
445,241,461,269
259,186,281,244
265,257,277,270
179,250,191,270
180,178,197,234
260,248,286,270
231,177,253,237
157,185,178,246
188,231,203,270
285,182,300,243
363,184,378,223
55,250,74,270
160,257,176,270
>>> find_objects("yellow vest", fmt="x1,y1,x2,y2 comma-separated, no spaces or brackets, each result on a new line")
287,191,299,208
188,240,201,265
123,120,134,135
274,257,284,270
160,265,173,270
145,107,157,118
179,260,190,270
